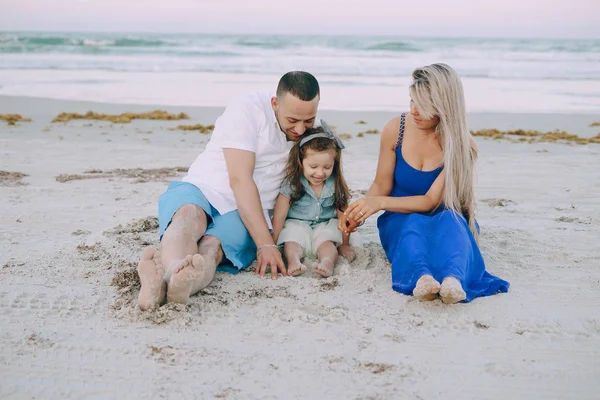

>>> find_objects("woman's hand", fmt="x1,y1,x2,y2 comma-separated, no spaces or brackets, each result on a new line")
345,197,384,225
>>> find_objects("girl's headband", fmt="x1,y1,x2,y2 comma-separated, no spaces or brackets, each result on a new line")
298,119,345,150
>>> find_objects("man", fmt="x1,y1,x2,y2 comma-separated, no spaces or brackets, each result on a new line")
137,71,320,310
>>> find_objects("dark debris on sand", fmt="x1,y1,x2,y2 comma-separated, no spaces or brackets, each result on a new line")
236,286,298,301
481,198,516,207
111,260,140,291
108,216,159,235
171,124,215,134
320,277,339,291
104,216,159,251
0,171,28,186
360,362,395,374
0,114,32,125
474,321,490,329
356,129,380,137
56,167,187,184
52,110,190,124
471,129,600,144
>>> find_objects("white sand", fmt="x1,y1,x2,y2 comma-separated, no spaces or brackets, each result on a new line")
1,96,599,399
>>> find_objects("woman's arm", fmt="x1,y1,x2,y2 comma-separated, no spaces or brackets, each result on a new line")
365,118,399,197
379,170,445,213
379,134,475,214
346,171,445,223
354,133,476,218
271,193,291,243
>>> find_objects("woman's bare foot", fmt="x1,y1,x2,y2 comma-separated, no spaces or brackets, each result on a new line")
439,277,466,304
313,257,335,278
137,247,167,310
287,260,308,277
166,254,205,305
338,244,356,262
413,275,441,301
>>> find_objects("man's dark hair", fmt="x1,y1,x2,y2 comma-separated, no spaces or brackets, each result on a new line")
276,71,320,101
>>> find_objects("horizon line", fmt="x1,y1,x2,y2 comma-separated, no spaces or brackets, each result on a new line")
1,29,599,41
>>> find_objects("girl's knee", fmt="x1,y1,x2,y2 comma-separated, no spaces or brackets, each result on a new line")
317,240,337,252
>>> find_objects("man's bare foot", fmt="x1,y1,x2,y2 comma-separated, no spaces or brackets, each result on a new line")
137,247,167,310
166,254,205,305
338,244,356,262
313,257,335,278
413,275,441,302
439,277,466,304
287,260,308,277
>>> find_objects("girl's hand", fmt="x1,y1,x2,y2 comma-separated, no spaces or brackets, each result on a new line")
338,210,360,234
345,197,383,225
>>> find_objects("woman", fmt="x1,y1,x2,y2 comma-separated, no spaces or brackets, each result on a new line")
343,63,509,303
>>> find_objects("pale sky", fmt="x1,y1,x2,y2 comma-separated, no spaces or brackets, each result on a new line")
0,0,598,38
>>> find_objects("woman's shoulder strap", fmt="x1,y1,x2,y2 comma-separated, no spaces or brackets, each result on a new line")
395,112,406,148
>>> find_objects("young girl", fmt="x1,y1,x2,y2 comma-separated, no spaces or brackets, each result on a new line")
271,123,357,277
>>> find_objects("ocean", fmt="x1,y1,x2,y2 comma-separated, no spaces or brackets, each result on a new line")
1,32,599,113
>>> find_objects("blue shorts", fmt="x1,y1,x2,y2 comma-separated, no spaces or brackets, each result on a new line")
158,181,256,274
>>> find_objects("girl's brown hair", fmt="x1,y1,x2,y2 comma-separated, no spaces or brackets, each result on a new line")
284,127,350,211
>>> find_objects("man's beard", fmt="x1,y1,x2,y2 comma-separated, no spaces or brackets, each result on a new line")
274,110,295,142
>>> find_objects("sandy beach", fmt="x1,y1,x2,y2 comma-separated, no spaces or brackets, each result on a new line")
1,95,599,399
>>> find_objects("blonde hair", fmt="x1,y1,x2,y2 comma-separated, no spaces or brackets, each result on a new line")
409,63,478,239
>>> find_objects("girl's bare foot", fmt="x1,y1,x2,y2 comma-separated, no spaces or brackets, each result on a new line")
413,275,441,301
287,260,308,277
313,257,335,278
137,247,166,310
338,244,356,262
440,277,466,304
166,254,206,305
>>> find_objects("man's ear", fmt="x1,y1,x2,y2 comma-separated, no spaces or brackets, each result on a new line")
271,96,278,111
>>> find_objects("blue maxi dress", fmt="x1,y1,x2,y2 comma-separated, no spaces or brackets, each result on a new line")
377,113,509,302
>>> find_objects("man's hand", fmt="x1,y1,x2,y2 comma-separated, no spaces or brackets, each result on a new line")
256,246,287,279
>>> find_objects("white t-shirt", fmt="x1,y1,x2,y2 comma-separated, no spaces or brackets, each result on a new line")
183,92,294,228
